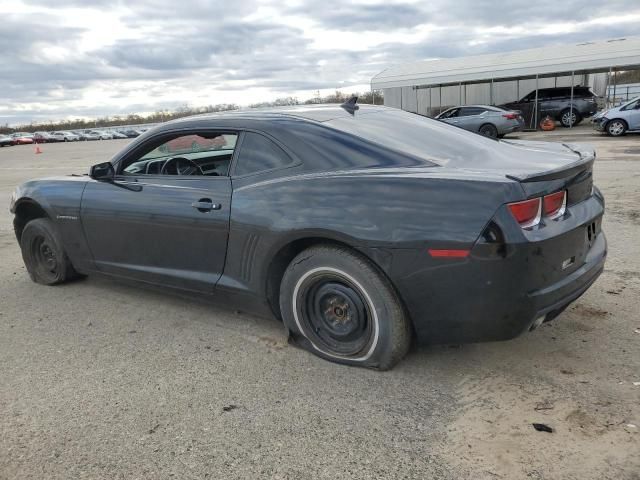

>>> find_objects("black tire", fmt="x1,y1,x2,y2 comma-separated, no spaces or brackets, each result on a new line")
20,218,80,285
606,119,627,137
560,109,581,128
279,245,411,370
479,123,498,138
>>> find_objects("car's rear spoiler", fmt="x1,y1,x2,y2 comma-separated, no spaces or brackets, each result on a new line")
505,144,595,183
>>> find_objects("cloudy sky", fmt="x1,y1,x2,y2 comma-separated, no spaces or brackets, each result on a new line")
1,0,639,125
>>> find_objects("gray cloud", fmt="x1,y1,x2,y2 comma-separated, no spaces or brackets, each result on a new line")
2,0,640,125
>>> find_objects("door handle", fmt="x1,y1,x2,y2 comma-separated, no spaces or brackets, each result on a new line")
191,198,221,212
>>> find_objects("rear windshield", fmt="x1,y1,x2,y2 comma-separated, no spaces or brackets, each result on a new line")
325,109,497,165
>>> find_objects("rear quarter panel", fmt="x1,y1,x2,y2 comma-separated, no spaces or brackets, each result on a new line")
223,169,523,304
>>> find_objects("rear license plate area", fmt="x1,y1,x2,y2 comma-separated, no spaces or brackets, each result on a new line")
585,220,599,250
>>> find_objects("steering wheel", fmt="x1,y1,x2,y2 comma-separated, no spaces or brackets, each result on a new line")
160,157,205,176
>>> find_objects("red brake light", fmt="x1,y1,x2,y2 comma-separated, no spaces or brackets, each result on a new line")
543,191,566,219
508,198,541,228
502,113,518,120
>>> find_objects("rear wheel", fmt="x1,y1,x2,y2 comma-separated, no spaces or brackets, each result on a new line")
560,109,581,128
279,245,411,370
479,124,498,138
20,218,81,285
606,119,627,137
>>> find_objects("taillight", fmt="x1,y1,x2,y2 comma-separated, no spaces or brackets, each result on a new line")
502,113,518,120
543,190,566,219
508,198,541,228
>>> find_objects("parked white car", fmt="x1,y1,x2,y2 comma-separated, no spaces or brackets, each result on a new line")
593,96,640,136
91,130,113,140
52,131,80,142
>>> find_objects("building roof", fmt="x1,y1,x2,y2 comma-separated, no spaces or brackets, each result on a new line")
371,37,640,89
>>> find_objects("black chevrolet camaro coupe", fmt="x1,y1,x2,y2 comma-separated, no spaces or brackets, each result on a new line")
10,101,606,369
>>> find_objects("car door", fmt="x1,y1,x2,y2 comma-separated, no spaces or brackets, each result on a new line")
627,100,640,129
437,107,461,125
80,130,238,293
457,107,486,131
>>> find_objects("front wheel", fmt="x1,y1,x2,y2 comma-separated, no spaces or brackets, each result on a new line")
606,119,627,137
279,245,411,370
20,218,81,285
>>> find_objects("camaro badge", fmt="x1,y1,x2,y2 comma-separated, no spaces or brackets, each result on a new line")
56,215,78,221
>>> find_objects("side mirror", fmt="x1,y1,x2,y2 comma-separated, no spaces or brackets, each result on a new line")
89,162,115,181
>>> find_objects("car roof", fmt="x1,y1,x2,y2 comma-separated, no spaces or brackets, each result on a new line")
167,103,390,125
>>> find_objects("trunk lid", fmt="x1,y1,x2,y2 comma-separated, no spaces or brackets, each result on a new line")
443,139,594,182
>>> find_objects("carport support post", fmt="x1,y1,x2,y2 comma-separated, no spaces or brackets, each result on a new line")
570,71,575,129
534,74,539,131
490,78,494,105
605,67,612,107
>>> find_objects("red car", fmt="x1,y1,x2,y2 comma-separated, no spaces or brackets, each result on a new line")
161,134,226,153
11,133,35,145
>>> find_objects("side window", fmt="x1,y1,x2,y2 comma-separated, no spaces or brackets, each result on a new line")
522,91,535,102
460,107,485,116
234,132,293,176
122,132,238,176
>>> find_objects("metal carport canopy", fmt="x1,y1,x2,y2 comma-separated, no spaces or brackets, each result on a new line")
371,37,640,89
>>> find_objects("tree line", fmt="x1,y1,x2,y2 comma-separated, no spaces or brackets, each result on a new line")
0,90,383,134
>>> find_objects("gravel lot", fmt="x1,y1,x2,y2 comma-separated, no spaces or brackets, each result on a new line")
1,131,639,479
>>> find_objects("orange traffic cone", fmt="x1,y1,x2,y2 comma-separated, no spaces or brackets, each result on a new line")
35,146,42,154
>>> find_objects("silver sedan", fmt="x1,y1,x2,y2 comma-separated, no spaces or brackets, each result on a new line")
436,105,525,138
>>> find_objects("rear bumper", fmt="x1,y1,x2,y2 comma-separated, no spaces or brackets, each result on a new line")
499,119,525,135
527,232,605,324
373,197,606,345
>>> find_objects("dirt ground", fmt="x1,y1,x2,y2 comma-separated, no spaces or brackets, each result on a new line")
0,129,639,479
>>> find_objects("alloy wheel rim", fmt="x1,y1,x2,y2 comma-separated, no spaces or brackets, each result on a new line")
480,126,496,137
562,111,576,126
609,122,624,135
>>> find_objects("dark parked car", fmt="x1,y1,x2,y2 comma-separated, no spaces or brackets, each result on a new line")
111,131,128,139
33,132,57,143
501,86,598,128
10,102,606,370
121,129,142,138
436,105,524,138
0,135,14,147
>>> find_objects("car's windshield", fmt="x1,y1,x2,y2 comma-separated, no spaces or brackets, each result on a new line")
620,96,640,109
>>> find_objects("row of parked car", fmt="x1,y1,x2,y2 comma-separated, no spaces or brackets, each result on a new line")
0,128,149,147
432,87,640,138
433,86,602,138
